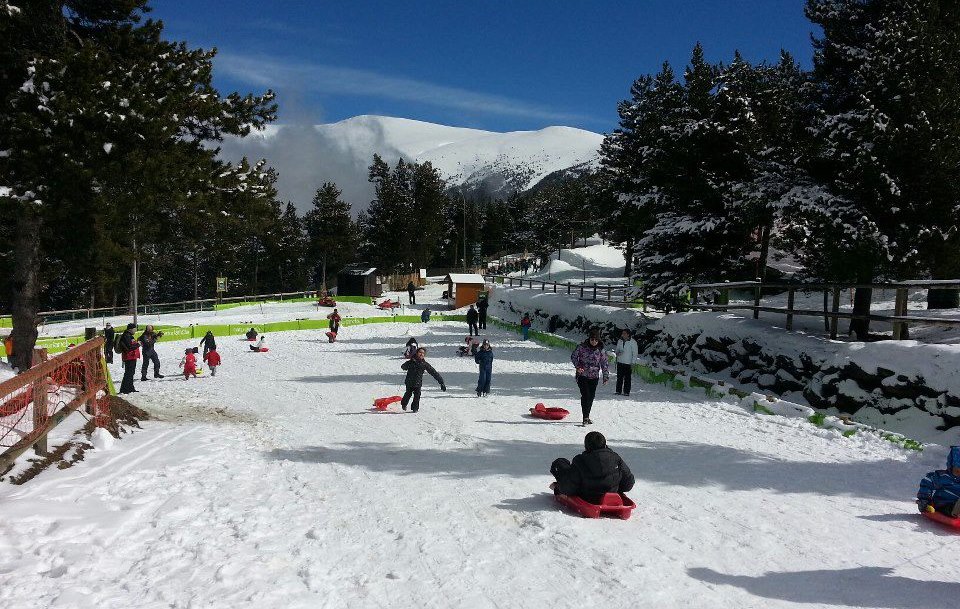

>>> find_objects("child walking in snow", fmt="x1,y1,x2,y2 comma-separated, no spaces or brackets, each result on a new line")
474,339,493,397
400,347,446,413
204,348,221,376
180,348,198,380
521,313,532,340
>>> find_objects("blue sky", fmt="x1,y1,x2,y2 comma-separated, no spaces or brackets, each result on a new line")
149,1,817,134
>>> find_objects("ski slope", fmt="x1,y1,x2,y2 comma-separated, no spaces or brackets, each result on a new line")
0,321,955,609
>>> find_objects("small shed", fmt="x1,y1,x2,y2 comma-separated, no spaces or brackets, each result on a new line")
444,273,486,309
337,263,382,298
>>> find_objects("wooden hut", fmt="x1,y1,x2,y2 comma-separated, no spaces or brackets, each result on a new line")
337,264,382,298
444,273,486,309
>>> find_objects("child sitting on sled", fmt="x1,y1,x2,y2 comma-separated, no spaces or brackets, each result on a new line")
918,445,960,517
457,337,479,357
550,432,635,504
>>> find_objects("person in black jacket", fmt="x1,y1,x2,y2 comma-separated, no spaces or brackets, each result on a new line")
199,330,217,357
466,304,479,336
550,431,635,504
407,280,417,305
400,347,446,413
103,323,115,364
477,296,489,330
138,325,165,381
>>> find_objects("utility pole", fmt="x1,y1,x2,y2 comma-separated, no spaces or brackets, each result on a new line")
131,238,139,327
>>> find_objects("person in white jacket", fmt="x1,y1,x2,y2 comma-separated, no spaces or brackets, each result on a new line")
250,335,267,352
614,329,638,396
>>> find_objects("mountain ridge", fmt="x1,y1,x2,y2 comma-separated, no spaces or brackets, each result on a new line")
218,115,603,209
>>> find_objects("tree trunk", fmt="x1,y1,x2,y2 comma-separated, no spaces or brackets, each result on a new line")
757,223,772,282
624,237,634,278
10,211,42,372
849,287,873,340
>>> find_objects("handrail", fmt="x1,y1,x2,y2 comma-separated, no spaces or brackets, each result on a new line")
690,280,960,290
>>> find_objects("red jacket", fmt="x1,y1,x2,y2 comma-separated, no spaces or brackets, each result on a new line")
182,352,197,374
204,351,221,366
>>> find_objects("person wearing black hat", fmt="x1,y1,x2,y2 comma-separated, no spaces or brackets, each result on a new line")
550,431,634,504
103,323,115,364
117,323,141,394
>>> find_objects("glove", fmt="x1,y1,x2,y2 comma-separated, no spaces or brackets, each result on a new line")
440,384,447,392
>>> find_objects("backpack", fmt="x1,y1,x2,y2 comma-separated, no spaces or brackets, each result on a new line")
113,334,124,354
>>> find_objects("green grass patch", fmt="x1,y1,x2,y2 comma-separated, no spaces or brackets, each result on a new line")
843,429,857,438
754,403,775,415
808,412,827,427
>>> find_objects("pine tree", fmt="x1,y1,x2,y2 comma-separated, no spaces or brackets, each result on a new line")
304,182,358,290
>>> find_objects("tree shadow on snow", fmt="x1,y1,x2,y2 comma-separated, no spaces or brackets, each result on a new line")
266,437,919,500
687,566,960,609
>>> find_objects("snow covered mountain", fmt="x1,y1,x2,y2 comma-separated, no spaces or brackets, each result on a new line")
217,115,603,210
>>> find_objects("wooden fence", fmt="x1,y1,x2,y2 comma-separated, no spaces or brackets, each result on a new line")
688,280,960,340
0,338,110,472
486,275,638,307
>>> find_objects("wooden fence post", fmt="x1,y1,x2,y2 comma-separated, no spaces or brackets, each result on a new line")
690,286,698,309
823,290,830,332
753,281,762,319
580,285,584,299
567,283,571,295
892,287,908,340
607,286,612,301
786,288,796,331
33,378,48,454
830,287,841,339
593,284,598,302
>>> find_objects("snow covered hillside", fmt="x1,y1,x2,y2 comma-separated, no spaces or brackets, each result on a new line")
1,320,954,609
219,115,603,209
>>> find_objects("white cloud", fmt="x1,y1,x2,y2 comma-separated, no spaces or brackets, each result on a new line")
215,52,592,123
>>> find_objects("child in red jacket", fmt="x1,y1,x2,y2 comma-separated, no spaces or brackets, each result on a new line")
203,348,221,376
180,348,198,379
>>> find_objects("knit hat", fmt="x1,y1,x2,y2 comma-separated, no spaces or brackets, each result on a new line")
948,446,960,470
126,323,136,330
584,431,606,451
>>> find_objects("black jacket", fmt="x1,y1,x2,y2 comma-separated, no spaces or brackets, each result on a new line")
104,327,115,346
119,329,137,353
407,282,416,294
478,299,488,313
466,308,479,323
556,447,635,503
200,333,217,349
137,330,159,352
401,358,444,388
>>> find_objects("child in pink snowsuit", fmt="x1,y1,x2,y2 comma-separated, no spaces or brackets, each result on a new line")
181,348,198,379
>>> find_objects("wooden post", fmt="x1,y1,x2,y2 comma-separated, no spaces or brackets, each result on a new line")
540,281,545,291
830,287,841,339
823,290,830,331
553,282,557,293
786,288,796,331
580,285,584,299
33,378,48,454
607,286,611,301
567,283,571,295
753,281,762,319
690,286,698,309
593,284,598,302
892,287,908,340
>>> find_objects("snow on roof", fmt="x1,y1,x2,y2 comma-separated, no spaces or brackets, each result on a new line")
445,273,486,284
341,265,377,276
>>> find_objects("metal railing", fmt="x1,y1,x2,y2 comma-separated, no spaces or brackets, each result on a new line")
688,280,960,339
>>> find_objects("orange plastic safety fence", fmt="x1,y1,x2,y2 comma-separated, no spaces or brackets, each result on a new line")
0,338,109,449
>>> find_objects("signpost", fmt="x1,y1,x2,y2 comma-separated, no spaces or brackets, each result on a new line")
216,277,227,304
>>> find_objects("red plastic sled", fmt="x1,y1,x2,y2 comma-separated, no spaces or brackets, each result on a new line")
257,347,269,352
923,510,960,531
378,299,401,310
374,395,403,411
317,297,337,307
555,492,636,519
530,403,570,420
325,331,337,343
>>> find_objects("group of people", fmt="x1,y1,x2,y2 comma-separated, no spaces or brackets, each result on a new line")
108,324,224,394
465,298,488,336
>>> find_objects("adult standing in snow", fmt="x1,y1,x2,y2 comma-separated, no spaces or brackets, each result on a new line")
466,304,479,336
477,296,489,330
138,325,165,381
474,339,493,397
118,323,141,394
550,431,635,503
327,308,342,334
570,329,609,425
917,445,960,517
199,330,217,358
400,347,446,413
407,280,417,305
614,328,638,396
103,323,115,364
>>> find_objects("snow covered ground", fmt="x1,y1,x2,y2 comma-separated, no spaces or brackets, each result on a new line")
1,320,956,609
507,239,628,285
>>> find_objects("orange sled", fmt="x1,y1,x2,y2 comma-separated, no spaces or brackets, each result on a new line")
555,492,636,519
374,396,403,411
530,403,570,420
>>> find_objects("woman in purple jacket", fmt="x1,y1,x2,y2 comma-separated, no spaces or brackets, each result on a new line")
570,329,609,425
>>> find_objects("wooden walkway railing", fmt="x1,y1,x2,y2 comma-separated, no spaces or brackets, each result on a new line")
486,275,638,307
688,280,960,340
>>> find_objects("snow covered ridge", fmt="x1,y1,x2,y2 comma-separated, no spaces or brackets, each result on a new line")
489,285,957,442
219,114,603,209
